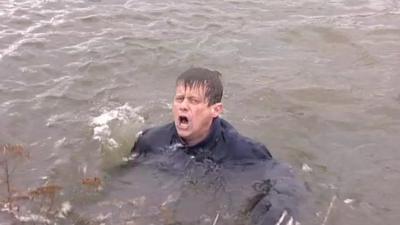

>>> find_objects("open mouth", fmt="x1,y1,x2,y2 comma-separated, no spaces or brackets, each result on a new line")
178,116,189,126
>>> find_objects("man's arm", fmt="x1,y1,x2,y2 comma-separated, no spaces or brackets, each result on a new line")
248,161,305,225
130,130,144,154
254,142,273,160
124,130,149,165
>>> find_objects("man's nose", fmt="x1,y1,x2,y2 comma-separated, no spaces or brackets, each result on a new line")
179,98,189,111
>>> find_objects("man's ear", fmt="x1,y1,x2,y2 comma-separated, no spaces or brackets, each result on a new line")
211,103,223,118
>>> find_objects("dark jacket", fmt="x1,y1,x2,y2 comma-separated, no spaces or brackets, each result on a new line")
130,118,303,225
131,117,272,164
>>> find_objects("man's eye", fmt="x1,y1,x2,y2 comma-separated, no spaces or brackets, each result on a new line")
175,97,184,102
190,99,200,104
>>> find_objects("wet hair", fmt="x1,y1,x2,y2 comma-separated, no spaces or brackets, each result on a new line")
176,67,223,105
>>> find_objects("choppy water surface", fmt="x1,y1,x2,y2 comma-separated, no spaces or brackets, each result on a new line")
1,0,399,224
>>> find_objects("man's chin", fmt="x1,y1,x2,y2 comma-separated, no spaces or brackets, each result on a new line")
177,129,189,137
176,128,192,139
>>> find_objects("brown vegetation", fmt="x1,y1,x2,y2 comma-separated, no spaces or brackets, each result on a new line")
81,177,102,191
0,144,30,210
0,144,105,224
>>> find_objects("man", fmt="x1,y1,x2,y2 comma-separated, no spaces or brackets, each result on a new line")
131,67,272,163
130,67,303,225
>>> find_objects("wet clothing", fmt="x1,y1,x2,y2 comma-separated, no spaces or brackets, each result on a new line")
130,117,304,225
131,117,272,164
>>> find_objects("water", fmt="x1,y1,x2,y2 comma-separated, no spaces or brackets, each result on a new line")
0,0,399,224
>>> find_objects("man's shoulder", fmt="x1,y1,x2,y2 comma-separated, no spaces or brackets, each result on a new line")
140,122,175,140
219,118,272,161
132,122,175,154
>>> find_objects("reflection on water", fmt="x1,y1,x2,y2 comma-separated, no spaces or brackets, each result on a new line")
0,0,399,224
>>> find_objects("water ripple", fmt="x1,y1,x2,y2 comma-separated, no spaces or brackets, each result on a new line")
1,0,399,224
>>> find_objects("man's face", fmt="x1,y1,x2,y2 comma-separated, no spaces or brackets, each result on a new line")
173,84,222,146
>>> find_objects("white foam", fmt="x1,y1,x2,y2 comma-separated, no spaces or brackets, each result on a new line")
91,103,143,126
301,163,312,173
57,201,72,218
344,198,354,204
90,103,144,149
14,213,51,224
54,137,66,148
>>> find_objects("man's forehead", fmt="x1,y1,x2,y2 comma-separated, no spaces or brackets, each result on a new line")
175,83,208,95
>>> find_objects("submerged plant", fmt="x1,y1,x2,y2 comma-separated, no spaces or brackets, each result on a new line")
81,176,103,191
29,184,63,212
0,144,30,210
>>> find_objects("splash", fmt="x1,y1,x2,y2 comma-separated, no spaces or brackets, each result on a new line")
90,103,144,150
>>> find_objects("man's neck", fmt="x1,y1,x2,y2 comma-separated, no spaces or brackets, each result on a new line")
183,129,210,146
181,120,216,147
